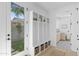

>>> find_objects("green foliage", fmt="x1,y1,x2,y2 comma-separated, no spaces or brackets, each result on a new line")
11,7,24,16
16,22,22,34
12,39,24,51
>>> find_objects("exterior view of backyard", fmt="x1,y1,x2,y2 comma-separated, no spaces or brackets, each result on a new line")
11,2,25,55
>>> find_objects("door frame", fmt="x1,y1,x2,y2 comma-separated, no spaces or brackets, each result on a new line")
6,2,29,56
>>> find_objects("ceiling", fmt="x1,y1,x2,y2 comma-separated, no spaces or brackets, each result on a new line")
34,2,79,13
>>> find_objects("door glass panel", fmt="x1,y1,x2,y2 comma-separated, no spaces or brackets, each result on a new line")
11,2,25,55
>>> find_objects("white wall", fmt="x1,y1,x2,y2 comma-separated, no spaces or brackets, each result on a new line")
49,12,56,46
15,2,49,17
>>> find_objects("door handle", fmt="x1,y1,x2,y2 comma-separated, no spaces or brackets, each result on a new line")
7,38,10,40
7,34,10,36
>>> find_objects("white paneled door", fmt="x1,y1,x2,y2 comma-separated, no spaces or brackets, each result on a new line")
0,3,10,56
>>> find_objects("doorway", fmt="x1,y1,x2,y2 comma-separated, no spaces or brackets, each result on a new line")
56,14,71,50
11,2,25,55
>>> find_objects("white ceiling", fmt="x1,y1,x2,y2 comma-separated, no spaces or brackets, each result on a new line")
33,2,79,13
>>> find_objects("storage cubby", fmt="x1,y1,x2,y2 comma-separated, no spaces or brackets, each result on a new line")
40,44,44,51
45,42,48,48
34,46,39,55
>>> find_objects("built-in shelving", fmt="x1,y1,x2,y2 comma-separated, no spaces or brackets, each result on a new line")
29,11,50,56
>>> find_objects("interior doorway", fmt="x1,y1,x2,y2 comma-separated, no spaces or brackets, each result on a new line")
56,14,71,50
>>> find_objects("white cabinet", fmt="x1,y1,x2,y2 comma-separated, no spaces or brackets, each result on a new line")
33,21,39,47
28,11,50,56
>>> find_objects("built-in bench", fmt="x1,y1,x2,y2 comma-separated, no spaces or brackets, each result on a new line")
34,41,51,55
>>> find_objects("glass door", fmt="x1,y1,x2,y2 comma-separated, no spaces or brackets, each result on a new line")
11,2,25,55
